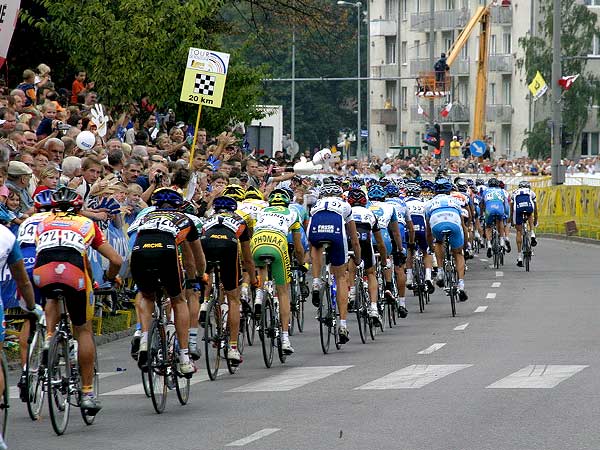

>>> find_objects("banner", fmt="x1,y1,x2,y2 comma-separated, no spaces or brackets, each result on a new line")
180,47,230,108
0,1,20,68
528,71,548,101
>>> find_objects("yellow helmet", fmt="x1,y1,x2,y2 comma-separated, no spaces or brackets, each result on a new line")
222,184,245,202
244,186,264,201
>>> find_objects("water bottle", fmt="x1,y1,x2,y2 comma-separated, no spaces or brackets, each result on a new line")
69,339,78,372
330,274,337,310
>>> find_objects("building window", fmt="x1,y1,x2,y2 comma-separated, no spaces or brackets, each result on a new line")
502,127,511,155
402,86,408,109
401,41,408,64
502,33,512,54
414,40,421,58
458,82,468,104
402,0,408,19
386,0,398,19
416,0,420,13
386,37,397,64
386,81,397,108
446,0,456,9
489,82,496,104
402,131,408,145
584,0,600,5
490,34,497,54
460,41,468,59
502,78,511,105
582,132,599,155
415,131,422,146
590,35,600,55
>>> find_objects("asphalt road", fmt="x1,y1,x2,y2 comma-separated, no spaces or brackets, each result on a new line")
8,237,600,450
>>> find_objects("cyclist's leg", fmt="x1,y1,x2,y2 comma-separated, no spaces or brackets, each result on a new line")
515,223,524,253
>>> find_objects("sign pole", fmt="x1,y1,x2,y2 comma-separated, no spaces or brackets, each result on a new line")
188,104,203,169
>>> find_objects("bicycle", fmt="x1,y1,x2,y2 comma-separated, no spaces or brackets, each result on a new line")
490,222,504,269
316,243,341,354
257,256,287,367
350,253,375,343
373,252,386,334
521,213,533,272
411,248,428,313
289,262,306,335
145,291,191,414
203,262,241,380
441,232,459,317
22,312,46,421
45,290,100,435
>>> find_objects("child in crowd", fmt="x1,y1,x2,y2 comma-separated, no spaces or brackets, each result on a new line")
0,166,8,204
123,183,147,225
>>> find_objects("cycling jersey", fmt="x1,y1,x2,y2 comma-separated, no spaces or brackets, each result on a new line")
405,196,429,252
16,212,51,304
425,195,464,249
135,209,199,244
482,187,509,226
450,192,471,218
238,199,268,228
0,225,23,342
511,187,536,225
288,202,309,251
308,197,353,266
368,201,397,255
351,205,379,269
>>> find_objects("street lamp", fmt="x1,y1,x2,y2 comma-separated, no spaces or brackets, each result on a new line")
337,0,362,159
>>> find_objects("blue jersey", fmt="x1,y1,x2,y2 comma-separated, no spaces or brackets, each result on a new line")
425,194,463,227
385,197,412,226
405,196,427,233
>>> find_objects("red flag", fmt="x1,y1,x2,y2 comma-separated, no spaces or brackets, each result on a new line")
440,102,453,118
558,74,579,90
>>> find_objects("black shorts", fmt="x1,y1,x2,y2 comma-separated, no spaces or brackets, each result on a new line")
130,232,182,298
201,230,241,291
391,240,404,266
359,239,375,270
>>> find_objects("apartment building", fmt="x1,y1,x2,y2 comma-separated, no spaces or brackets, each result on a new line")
369,0,600,158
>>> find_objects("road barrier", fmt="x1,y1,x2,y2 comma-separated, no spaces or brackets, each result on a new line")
536,185,600,239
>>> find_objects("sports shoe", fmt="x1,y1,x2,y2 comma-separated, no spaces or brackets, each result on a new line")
199,302,208,326
464,248,471,260
458,289,468,302
436,271,445,288
178,360,196,376
397,303,408,318
486,246,493,258
312,290,320,308
227,348,242,364
137,339,148,370
516,257,523,267
281,340,295,355
368,304,381,325
130,333,141,361
504,239,511,253
189,343,201,360
80,392,102,415
531,236,537,247
0,433,6,450
425,279,435,294
338,327,350,344
17,372,28,403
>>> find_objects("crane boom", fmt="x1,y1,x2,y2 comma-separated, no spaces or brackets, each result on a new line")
446,6,488,67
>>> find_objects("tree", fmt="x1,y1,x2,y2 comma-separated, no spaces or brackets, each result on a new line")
517,0,600,159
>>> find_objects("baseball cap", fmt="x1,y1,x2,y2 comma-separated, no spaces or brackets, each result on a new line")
8,161,33,176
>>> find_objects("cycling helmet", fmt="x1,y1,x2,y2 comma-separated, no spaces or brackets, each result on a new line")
395,178,406,190
34,189,55,212
222,184,245,202
455,179,468,193
475,178,485,186
367,184,387,201
0,204,14,224
487,177,500,188
180,200,197,215
405,182,422,197
379,177,392,187
385,183,400,197
350,182,362,190
519,180,531,189
151,187,184,207
434,178,453,195
341,179,351,191
319,183,343,198
51,186,84,212
499,180,506,189
347,189,368,207
281,187,295,201
244,186,264,201
466,178,475,187
213,195,238,212
420,180,435,192
268,189,291,207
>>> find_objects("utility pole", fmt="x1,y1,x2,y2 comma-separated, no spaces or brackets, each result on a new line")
366,2,371,159
357,3,362,159
428,0,435,124
396,0,402,148
551,0,563,185
291,0,296,155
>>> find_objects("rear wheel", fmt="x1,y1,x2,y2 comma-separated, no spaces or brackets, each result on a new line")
296,299,305,332
148,320,167,414
260,297,275,368
355,280,367,344
0,355,8,439
203,300,221,381
25,327,46,421
175,371,190,405
47,334,71,435
318,286,332,354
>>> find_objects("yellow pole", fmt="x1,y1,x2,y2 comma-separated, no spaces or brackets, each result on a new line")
188,103,203,169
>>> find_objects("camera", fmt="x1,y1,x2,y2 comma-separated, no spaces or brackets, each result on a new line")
154,172,163,185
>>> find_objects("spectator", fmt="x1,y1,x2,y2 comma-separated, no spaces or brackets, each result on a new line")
450,136,461,159
0,108,17,132
16,69,37,107
5,161,34,215
44,137,65,166
33,166,60,195
71,70,94,105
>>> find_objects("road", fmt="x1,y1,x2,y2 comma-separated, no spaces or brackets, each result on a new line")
8,237,600,450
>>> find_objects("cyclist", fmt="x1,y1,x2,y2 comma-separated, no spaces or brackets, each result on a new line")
451,178,474,259
510,180,538,267
347,188,388,325
308,183,361,344
200,195,256,364
404,181,435,294
33,187,123,414
368,184,407,317
251,189,305,354
425,178,468,301
131,188,206,376
482,178,511,258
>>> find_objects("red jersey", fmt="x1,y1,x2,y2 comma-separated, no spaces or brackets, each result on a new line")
35,212,106,255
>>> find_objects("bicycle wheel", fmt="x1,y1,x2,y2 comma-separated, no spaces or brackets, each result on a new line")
277,322,287,363
203,299,221,381
296,297,305,332
141,367,151,398
25,326,46,421
246,286,256,346
355,279,367,344
0,354,7,440
147,320,167,414
47,334,71,435
318,286,332,354
260,297,275,368
80,354,99,425
174,340,190,406
387,302,394,328
417,282,425,313
523,234,531,272
449,271,457,317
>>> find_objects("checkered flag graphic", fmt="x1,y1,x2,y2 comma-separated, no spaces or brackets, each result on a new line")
193,73,216,95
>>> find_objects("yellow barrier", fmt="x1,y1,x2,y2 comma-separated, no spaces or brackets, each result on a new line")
536,186,600,239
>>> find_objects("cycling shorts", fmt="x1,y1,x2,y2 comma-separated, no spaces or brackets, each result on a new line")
514,206,534,225
287,227,309,252
372,228,392,255
201,229,241,291
308,211,348,267
390,239,406,266
485,202,506,226
33,248,93,326
414,230,429,253
21,244,43,306
399,223,407,251
130,232,183,298
251,230,291,286
431,222,464,250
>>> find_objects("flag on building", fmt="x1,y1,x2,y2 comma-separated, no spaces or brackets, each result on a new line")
417,103,428,118
558,74,580,91
528,71,548,101
0,1,21,68
440,102,453,118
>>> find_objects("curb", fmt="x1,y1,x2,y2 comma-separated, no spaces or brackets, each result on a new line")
537,233,600,246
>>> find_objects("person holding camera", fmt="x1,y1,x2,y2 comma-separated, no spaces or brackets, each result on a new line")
138,162,169,203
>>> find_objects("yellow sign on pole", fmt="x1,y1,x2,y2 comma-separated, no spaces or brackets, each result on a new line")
180,47,230,108
528,71,548,101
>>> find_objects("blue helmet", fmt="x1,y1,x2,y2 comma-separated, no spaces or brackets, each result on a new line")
213,195,238,212
34,189,55,212
435,178,453,194
405,182,422,197
420,180,435,192
385,183,400,197
368,184,387,201
151,188,184,207
0,204,14,224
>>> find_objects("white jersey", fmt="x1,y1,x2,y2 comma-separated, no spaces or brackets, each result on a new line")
17,212,52,246
351,206,378,229
0,225,18,268
254,206,300,236
369,201,397,229
385,197,411,226
511,187,536,203
405,197,427,233
310,197,352,224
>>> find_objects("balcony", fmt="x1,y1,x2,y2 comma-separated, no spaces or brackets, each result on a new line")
488,54,513,73
410,104,470,123
371,19,397,37
371,64,402,79
410,8,470,32
409,58,471,77
490,6,512,25
372,108,398,126
486,104,513,123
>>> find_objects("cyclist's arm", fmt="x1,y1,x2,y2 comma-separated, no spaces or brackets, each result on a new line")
180,241,197,282
373,229,388,262
388,218,403,250
425,220,434,248
96,242,123,280
240,240,257,285
533,199,538,226
346,220,361,262
291,230,305,264
406,218,415,245
188,239,206,278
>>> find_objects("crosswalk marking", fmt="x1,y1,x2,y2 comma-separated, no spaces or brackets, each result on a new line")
103,371,215,396
227,366,352,392
496,271,504,277
486,365,588,389
474,306,488,313
479,258,488,262
226,428,280,447
355,364,472,390
486,293,497,299
454,323,469,330
417,343,446,354
10,371,124,399
491,282,501,288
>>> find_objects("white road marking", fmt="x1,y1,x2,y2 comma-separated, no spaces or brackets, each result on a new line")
226,428,280,447
103,371,217,395
11,371,124,399
474,306,488,313
479,258,488,262
496,271,504,277
355,364,472,390
487,365,588,389
491,282,501,288
227,366,352,392
417,343,447,354
454,323,469,330
486,293,497,299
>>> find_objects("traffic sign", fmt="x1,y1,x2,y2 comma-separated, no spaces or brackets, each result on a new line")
180,48,230,108
361,129,369,138
470,140,486,157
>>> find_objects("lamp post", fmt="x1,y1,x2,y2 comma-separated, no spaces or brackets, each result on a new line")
337,1,362,159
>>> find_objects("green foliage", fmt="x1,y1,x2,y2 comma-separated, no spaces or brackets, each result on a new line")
522,120,551,159
517,0,600,158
